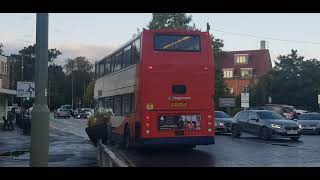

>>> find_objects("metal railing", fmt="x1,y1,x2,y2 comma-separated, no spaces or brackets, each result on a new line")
97,139,128,167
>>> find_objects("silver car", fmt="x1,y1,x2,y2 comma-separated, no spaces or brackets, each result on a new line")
296,113,320,135
214,111,233,134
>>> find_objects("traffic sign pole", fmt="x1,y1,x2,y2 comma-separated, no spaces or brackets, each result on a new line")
30,13,49,167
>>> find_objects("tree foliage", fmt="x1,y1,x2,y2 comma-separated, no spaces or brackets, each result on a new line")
84,81,95,108
0,43,3,55
64,56,93,75
147,13,195,30
9,44,62,86
64,56,94,108
48,64,67,110
250,50,320,111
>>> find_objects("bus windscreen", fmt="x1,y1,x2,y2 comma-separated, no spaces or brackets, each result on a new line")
154,34,201,51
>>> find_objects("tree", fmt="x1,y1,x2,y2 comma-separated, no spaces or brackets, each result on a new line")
0,43,3,55
64,56,94,108
147,13,195,30
9,44,62,89
250,50,320,111
64,56,93,75
84,81,95,108
48,64,67,110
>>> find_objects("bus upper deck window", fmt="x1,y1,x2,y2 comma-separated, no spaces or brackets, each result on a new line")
154,34,201,52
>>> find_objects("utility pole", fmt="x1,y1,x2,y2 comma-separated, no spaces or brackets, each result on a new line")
71,73,74,108
20,54,24,107
83,81,85,108
31,13,49,167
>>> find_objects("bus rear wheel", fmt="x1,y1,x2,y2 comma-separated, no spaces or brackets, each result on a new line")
122,125,130,149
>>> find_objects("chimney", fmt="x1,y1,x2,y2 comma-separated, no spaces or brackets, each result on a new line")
260,40,266,50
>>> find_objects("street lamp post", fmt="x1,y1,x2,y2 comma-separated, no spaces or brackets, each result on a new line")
30,13,49,167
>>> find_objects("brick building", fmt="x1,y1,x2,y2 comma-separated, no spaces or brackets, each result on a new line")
218,41,272,96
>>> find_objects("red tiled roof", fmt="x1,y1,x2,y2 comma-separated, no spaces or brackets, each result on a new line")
217,49,272,77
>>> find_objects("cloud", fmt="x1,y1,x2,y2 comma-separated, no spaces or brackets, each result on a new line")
52,43,118,66
1,42,117,66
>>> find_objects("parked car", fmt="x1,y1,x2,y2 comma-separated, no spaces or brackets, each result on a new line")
214,111,233,134
7,106,21,114
72,108,82,118
54,108,70,119
253,104,307,120
296,112,320,135
80,108,94,116
231,110,302,141
60,104,74,116
76,112,90,119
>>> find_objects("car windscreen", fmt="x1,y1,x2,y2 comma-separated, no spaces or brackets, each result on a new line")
215,111,230,118
154,34,201,51
257,111,285,120
298,114,320,120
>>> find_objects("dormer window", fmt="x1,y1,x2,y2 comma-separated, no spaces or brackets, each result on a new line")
235,54,249,64
223,68,234,78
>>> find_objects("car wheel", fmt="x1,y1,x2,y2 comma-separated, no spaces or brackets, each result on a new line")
260,127,271,141
316,129,320,135
290,137,300,141
121,125,130,149
231,124,241,138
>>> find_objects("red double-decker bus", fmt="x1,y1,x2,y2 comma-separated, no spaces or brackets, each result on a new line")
94,29,215,148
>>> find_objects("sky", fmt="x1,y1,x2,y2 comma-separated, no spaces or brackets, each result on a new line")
1,13,320,66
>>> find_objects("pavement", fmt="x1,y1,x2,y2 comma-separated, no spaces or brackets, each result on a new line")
0,120,97,167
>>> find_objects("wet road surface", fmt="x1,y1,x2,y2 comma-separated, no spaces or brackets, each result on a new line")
49,116,320,167
118,134,320,167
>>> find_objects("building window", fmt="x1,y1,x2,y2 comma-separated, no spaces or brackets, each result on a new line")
240,68,253,78
235,54,249,64
223,69,234,78
227,87,234,94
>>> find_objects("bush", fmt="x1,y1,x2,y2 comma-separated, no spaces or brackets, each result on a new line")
87,108,113,128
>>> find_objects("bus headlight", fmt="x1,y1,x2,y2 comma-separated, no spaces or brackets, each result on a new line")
208,128,212,132
146,130,150,134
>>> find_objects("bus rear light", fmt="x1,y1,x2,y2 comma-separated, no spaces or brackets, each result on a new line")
146,130,150,134
146,122,150,127
146,115,150,120
208,122,212,126
208,128,212,132
208,114,212,119
204,67,208,71
148,66,153,70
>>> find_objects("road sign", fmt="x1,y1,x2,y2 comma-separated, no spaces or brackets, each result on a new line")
241,93,249,108
219,98,236,107
17,81,35,98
